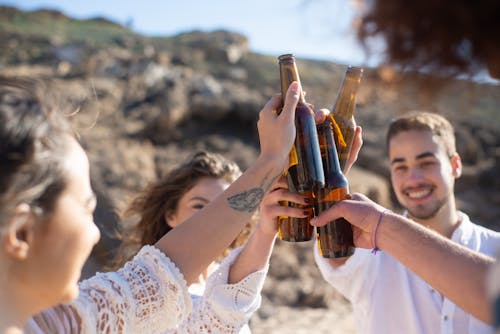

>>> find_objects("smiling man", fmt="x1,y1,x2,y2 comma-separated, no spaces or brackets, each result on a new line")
388,112,463,238
313,111,499,334
380,112,499,332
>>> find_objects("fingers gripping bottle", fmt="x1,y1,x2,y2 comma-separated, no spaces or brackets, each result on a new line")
277,54,325,242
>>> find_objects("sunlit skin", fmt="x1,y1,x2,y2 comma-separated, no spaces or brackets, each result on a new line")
389,129,462,237
165,177,230,283
165,177,230,229
28,138,101,304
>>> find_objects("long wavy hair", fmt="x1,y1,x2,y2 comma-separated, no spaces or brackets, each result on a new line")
113,151,255,269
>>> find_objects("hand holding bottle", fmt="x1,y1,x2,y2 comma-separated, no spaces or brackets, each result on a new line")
331,67,363,171
276,55,325,242
310,193,388,249
314,108,363,174
258,176,309,236
257,81,300,169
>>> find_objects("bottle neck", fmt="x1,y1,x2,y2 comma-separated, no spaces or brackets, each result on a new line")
317,121,348,188
279,56,306,105
332,67,363,118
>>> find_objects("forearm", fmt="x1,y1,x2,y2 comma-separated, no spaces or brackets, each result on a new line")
377,211,495,323
228,226,277,284
156,155,283,284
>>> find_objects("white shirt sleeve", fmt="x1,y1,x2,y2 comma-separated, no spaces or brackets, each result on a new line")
26,245,192,334
168,246,267,333
313,240,374,304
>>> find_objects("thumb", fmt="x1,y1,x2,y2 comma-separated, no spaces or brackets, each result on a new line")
281,81,300,121
310,202,344,227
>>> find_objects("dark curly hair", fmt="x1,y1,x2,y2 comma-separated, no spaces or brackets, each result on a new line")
357,0,500,77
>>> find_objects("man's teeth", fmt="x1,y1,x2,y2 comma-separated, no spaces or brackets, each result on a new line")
407,189,431,199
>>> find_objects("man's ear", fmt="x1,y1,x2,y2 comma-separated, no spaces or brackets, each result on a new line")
451,153,462,178
3,203,36,260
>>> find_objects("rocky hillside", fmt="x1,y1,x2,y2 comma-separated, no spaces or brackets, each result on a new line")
1,6,499,333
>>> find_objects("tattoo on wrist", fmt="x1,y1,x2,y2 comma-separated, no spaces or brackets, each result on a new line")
227,171,280,212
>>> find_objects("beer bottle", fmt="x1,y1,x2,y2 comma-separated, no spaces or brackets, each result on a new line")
316,114,355,258
277,54,325,242
331,66,363,172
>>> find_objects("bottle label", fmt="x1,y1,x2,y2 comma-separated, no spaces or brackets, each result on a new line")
288,146,298,168
319,187,348,202
329,114,347,149
277,200,289,220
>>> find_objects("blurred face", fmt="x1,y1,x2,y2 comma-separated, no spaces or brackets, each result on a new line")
30,138,100,304
389,130,460,221
166,177,230,228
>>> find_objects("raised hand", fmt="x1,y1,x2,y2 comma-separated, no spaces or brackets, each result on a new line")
313,108,363,175
257,81,301,169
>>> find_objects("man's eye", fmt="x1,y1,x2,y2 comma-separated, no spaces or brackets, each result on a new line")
393,165,407,172
192,204,205,210
421,161,436,168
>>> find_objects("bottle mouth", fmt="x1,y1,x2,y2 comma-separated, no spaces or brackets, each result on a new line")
278,54,295,62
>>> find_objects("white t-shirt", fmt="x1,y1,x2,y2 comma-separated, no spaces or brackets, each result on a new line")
314,211,500,334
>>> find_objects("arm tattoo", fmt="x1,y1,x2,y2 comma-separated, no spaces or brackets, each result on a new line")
227,170,280,213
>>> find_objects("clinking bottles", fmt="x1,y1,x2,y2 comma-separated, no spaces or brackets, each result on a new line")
315,114,355,258
331,66,363,172
277,54,325,242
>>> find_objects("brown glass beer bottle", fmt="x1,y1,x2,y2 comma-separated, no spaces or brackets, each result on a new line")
331,66,363,172
316,114,355,258
277,54,325,242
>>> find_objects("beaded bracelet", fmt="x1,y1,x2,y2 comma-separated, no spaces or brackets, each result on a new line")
371,210,389,255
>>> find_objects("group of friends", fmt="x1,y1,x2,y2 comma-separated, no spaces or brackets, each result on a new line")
1,0,499,333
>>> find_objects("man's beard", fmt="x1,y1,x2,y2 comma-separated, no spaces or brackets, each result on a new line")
406,193,450,221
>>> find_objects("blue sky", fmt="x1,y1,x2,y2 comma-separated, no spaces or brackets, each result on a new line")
1,0,380,66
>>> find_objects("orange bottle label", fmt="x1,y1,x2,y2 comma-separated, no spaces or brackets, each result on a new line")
329,114,347,149
320,187,348,202
288,146,298,168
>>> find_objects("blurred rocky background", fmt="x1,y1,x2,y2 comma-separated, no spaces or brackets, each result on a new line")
1,6,499,333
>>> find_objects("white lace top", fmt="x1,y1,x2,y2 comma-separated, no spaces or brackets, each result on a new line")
25,245,267,333
166,247,265,334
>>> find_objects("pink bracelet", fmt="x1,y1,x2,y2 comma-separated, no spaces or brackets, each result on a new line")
371,210,388,255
